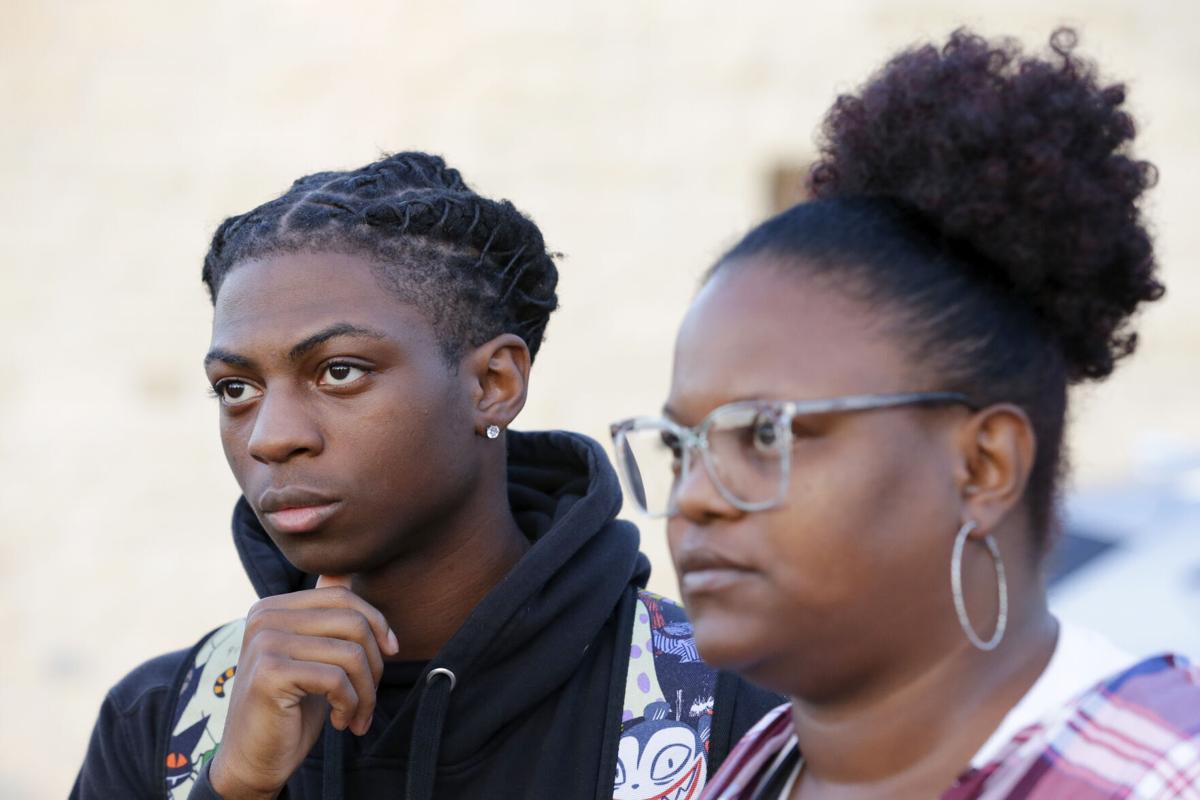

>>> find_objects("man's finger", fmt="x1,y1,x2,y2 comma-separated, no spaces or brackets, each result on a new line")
249,588,400,656
316,574,352,590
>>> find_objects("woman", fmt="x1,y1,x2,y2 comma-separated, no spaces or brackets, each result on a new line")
73,152,778,799
611,29,1199,799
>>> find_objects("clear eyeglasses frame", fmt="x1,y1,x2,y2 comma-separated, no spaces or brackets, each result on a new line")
609,391,975,518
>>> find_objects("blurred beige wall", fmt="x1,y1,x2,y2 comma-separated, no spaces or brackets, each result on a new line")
2,1,1197,796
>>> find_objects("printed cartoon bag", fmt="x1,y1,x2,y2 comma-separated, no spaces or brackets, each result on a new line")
164,591,716,799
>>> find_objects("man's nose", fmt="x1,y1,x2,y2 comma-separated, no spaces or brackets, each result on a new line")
246,386,323,464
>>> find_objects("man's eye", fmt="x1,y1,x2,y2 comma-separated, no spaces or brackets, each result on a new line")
321,363,367,386
214,380,262,407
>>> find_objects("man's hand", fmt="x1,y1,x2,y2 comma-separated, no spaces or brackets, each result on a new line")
208,578,399,799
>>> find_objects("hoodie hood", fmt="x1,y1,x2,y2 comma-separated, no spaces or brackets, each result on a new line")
230,428,650,762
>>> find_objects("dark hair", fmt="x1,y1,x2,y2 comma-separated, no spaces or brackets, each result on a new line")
711,28,1164,545
202,151,559,362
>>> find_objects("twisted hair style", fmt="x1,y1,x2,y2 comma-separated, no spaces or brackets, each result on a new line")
711,29,1163,548
202,152,559,362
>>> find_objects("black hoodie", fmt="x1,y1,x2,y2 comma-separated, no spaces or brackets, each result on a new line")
73,430,780,799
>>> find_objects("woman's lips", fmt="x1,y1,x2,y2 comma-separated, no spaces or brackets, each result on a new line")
675,544,755,595
263,501,343,534
679,567,750,594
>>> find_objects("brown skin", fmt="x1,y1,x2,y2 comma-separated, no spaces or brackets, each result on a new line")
665,261,1058,799
203,250,532,800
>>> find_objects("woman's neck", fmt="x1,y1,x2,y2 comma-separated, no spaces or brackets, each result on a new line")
788,601,1058,799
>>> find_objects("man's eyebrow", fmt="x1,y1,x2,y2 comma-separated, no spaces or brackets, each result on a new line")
288,323,389,362
203,324,390,370
204,348,256,369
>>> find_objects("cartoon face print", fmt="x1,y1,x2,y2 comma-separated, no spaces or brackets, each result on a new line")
614,704,707,800
165,715,209,789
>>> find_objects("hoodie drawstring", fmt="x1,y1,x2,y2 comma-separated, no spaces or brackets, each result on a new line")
406,667,456,800
322,718,346,800
320,667,456,800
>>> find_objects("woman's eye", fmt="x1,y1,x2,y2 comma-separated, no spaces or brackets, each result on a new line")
660,431,685,474
750,416,786,455
214,380,262,407
321,363,367,386
661,430,683,460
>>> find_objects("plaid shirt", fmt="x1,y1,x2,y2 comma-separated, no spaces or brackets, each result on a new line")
703,655,1200,799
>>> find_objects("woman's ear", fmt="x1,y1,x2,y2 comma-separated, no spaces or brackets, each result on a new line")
955,403,1037,534
462,333,531,436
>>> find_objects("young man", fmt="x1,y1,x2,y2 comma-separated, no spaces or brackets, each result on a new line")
72,152,778,800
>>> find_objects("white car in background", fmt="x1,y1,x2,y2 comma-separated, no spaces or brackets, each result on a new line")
1050,449,1200,661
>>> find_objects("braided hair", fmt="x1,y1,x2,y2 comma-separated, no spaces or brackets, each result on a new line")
202,152,559,362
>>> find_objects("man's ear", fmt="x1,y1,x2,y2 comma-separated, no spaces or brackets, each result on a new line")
462,333,531,436
954,403,1037,534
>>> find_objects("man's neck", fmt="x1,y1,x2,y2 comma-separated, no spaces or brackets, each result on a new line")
787,604,1058,799
349,489,530,661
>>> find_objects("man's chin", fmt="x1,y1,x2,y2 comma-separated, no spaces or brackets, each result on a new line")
272,536,372,580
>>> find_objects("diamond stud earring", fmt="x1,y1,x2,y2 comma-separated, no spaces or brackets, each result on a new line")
486,425,501,440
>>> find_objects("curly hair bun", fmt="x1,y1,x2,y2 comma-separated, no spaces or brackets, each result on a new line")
809,28,1164,382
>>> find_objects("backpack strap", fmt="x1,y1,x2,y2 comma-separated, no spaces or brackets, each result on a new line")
164,596,717,799
164,618,246,799
615,591,717,800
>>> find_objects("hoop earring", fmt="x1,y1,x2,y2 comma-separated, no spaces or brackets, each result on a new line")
950,520,1008,652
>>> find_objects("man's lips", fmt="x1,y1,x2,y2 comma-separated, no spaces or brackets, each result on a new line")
264,502,343,534
258,487,343,534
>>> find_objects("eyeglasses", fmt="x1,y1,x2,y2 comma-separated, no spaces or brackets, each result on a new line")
609,391,975,518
